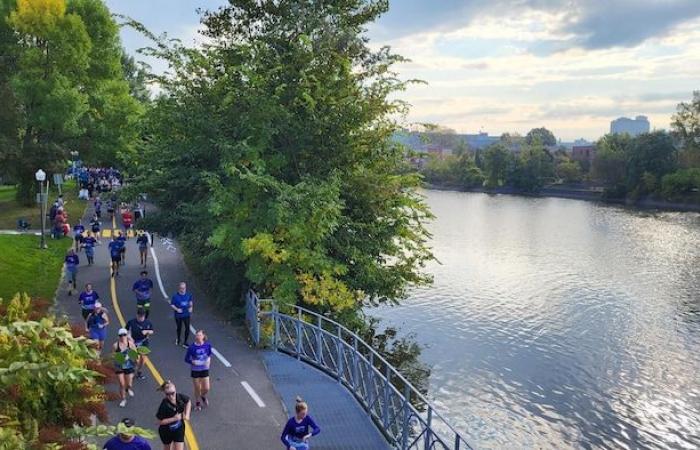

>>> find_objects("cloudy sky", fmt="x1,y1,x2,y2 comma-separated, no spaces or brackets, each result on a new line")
106,0,700,141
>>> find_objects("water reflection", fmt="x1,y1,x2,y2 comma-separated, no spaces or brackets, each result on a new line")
370,191,700,449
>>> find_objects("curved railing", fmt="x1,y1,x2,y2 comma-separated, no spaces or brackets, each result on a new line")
245,290,473,450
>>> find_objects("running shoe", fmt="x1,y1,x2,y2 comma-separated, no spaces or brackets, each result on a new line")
195,401,202,411
201,396,208,407
127,388,134,397
136,371,146,380
175,339,180,346
181,342,189,349
119,399,127,408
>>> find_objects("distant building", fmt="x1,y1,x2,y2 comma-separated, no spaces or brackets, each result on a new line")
571,144,596,163
610,116,649,136
460,132,500,150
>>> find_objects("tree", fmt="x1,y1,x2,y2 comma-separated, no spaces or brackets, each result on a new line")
510,142,555,192
592,133,631,189
525,127,556,147
672,91,700,168
482,143,511,188
556,160,582,183
627,131,677,195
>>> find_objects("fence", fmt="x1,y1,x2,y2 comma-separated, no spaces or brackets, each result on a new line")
244,290,473,450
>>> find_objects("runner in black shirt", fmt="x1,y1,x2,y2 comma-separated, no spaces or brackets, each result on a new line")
126,308,154,380
156,381,191,450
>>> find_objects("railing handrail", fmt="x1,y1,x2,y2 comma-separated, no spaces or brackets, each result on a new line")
246,289,472,449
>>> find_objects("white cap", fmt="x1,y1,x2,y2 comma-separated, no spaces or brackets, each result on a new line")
94,302,102,309
118,328,128,336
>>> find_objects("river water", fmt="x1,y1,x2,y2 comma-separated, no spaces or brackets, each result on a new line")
370,190,700,449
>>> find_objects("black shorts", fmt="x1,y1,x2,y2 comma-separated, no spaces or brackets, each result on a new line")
81,308,92,320
120,247,126,254
191,370,209,379
111,256,121,262
74,235,83,242
159,424,185,444
115,367,135,375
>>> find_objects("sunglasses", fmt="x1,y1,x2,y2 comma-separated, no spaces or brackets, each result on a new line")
165,391,176,396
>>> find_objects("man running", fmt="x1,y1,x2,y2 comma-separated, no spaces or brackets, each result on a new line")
103,418,151,450
136,232,149,267
170,282,193,348
90,214,101,239
126,308,154,380
184,330,212,411
94,196,102,219
83,231,97,265
78,283,100,321
122,208,133,238
109,235,122,277
73,220,85,252
117,231,127,265
132,270,154,319
64,249,79,296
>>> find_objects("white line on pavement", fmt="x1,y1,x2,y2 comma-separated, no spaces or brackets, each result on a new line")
150,245,168,299
241,381,266,408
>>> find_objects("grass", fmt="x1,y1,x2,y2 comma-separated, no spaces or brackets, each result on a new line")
0,235,73,301
0,180,87,229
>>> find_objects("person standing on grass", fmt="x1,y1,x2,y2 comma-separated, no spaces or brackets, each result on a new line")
136,231,149,267
156,380,191,450
103,418,152,450
126,308,154,381
132,270,154,319
170,282,193,348
280,397,321,450
184,330,212,411
65,249,80,296
114,328,137,408
86,302,109,354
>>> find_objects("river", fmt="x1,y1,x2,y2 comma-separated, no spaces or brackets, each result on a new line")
369,190,700,449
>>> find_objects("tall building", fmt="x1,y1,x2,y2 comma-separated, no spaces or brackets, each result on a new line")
610,116,650,136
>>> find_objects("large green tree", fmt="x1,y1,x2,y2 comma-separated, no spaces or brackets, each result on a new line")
482,143,511,188
672,91,700,168
131,0,433,315
525,127,556,147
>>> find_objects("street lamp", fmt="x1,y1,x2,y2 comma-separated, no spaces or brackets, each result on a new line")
35,169,47,249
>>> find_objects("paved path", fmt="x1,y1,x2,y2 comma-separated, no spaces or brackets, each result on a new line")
263,351,392,450
54,206,286,450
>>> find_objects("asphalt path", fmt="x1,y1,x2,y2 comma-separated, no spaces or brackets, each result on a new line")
55,206,287,449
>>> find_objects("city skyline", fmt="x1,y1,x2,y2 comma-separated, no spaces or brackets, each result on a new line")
106,0,700,141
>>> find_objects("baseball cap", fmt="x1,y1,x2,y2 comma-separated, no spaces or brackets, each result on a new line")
118,328,128,336
94,301,102,309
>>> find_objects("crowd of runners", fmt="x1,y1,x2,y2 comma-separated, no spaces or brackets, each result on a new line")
64,181,321,450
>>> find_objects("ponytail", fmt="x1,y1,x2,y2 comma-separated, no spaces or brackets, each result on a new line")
295,396,308,413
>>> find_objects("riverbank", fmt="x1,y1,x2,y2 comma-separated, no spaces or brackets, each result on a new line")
425,183,700,213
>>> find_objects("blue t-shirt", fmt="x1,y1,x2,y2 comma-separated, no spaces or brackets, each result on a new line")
280,415,321,446
108,240,122,258
83,236,97,250
117,235,126,244
133,279,154,301
103,435,151,450
79,290,99,310
185,341,212,371
170,292,193,318
74,224,85,236
87,311,107,332
65,254,79,269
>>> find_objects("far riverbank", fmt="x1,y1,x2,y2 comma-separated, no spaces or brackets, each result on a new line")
425,183,700,213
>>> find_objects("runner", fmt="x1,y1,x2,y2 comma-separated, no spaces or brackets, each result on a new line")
94,196,102,219
64,249,79,296
103,418,152,450
126,308,154,380
122,208,133,238
86,302,110,354
90,214,101,239
73,219,85,252
184,330,212,411
136,232,149,267
170,282,193,348
117,231,127,266
109,236,122,277
83,231,98,265
156,380,191,450
113,328,137,408
78,283,100,321
132,271,154,319
107,198,116,221
280,397,321,450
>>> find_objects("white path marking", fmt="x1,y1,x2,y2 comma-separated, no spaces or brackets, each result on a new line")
241,381,266,408
150,245,169,299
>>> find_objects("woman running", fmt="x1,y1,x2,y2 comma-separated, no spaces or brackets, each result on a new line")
184,330,212,411
83,231,98,265
64,249,80,296
280,397,321,450
170,282,193,347
136,232,149,267
86,302,109,353
113,328,137,408
156,380,191,450
78,283,100,321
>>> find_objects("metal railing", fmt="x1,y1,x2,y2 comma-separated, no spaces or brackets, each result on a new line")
244,290,473,450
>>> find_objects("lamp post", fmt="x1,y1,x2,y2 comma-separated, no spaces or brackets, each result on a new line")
35,169,47,249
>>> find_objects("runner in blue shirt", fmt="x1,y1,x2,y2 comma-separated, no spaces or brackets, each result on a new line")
109,236,122,277
86,302,110,354
82,232,98,265
117,231,127,266
126,308,154,380
64,249,80,295
280,397,321,450
170,282,193,347
136,232,149,267
94,197,102,219
103,418,151,450
79,283,100,320
132,270,154,319
73,220,85,252
184,330,212,411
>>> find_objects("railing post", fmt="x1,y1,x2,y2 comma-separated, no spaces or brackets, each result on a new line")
316,315,322,365
382,364,390,431
273,305,280,350
295,310,302,360
351,337,358,390
455,435,461,450
402,383,411,450
424,406,433,450
367,352,375,414
336,324,343,382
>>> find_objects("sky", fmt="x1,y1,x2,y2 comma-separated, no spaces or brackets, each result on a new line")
105,0,700,141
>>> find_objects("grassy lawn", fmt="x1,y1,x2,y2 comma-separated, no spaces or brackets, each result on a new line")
0,235,73,301
0,180,87,229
